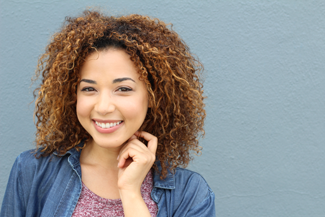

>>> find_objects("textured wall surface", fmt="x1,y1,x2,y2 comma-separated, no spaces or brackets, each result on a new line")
1,0,325,216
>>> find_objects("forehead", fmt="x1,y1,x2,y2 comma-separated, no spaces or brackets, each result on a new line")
80,49,139,80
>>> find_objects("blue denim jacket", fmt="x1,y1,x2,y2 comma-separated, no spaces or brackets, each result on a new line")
1,142,216,217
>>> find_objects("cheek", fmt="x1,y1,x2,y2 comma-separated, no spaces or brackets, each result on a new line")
76,97,91,119
122,96,148,119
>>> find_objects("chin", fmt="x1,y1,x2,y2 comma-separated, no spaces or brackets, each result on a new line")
93,138,124,149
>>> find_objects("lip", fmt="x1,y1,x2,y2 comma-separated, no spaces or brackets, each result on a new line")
92,118,124,123
93,120,124,134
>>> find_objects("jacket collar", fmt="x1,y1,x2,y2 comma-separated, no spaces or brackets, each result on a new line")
54,140,176,190
152,160,176,190
53,140,84,170
53,140,85,157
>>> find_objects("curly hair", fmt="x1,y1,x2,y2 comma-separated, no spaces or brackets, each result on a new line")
33,10,206,179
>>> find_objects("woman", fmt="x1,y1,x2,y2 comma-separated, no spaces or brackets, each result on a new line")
1,10,215,217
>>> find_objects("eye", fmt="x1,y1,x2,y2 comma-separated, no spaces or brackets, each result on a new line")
81,87,96,92
117,87,132,92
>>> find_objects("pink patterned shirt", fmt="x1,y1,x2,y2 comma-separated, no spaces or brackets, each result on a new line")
72,171,158,217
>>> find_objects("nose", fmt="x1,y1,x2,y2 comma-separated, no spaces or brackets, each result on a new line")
94,92,116,116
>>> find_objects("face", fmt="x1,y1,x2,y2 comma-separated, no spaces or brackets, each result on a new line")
76,49,149,149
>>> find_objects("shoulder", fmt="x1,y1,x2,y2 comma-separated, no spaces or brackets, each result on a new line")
16,149,51,163
12,149,44,174
11,149,70,185
164,168,215,216
15,149,43,165
14,149,62,171
173,167,214,199
9,149,74,197
2,149,80,216
174,167,209,183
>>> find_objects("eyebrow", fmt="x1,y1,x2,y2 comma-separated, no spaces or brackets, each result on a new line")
80,79,96,84
80,77,136,84
113,77,135,83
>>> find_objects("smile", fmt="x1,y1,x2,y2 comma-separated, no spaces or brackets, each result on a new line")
95,121,123,129
93,120,124,134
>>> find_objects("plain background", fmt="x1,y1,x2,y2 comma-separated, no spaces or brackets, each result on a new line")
1,1,325,216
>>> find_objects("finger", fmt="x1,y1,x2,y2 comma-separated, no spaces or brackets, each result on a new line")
134,131,158,154
129,134,137,141
118,147,144,168
118,138,147,160
118,140,146,167
118,135,141,160
119,141,145,158
117,148,132,168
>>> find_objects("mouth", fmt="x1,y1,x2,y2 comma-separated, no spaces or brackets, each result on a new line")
94,120,124,129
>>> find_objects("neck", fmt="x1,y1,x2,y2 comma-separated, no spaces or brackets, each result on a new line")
80,139,122,169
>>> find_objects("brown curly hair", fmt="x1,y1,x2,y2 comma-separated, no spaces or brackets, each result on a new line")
33,10,206,179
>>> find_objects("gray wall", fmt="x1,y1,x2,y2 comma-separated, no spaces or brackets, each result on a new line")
1,0,325,216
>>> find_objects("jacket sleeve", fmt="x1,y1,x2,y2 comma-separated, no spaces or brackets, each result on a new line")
172,169,216,217
0,155,26,217
185,187,216,216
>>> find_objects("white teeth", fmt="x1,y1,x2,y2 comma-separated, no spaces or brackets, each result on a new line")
95,121,122,129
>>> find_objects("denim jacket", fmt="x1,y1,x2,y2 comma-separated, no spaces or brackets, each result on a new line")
1,141,216,217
